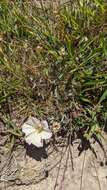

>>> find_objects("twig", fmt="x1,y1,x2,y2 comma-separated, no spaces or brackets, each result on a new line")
80,150,86,190
93,158,102,190
59,147,69,190
54,144,68,190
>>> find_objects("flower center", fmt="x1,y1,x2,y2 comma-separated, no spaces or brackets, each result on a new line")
35,125,44,133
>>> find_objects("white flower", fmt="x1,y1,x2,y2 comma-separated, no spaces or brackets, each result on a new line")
22,116,52,147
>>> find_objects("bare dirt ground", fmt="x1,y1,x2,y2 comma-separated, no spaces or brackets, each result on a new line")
0,135,107,190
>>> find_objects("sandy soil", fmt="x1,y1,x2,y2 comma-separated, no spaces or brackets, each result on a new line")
0,136,107,190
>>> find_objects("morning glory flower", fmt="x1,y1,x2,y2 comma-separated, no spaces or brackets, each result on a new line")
22,116,52,147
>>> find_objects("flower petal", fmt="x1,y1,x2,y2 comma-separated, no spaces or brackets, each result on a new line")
25,133,43,147
22,123,35,136
41,120,49,130
25,116,41,127
22,116,42,134
31,117,42,127
39,130,52,140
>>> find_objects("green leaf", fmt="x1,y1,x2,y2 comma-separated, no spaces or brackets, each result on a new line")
80,97,92,104
98,89,107,104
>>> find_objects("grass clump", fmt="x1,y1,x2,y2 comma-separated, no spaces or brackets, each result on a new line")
0,0,107,147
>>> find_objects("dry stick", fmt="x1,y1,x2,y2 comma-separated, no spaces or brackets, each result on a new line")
49,128,74,180
59,127,74,190
48,143,67,172
68,121,74,171
69,142,74,171
93,159,102,190
59,147,69,190
80,150,86,190
54,126,73,190
54,143,68,190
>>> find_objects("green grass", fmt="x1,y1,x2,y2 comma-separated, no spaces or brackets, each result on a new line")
0,0,107,147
